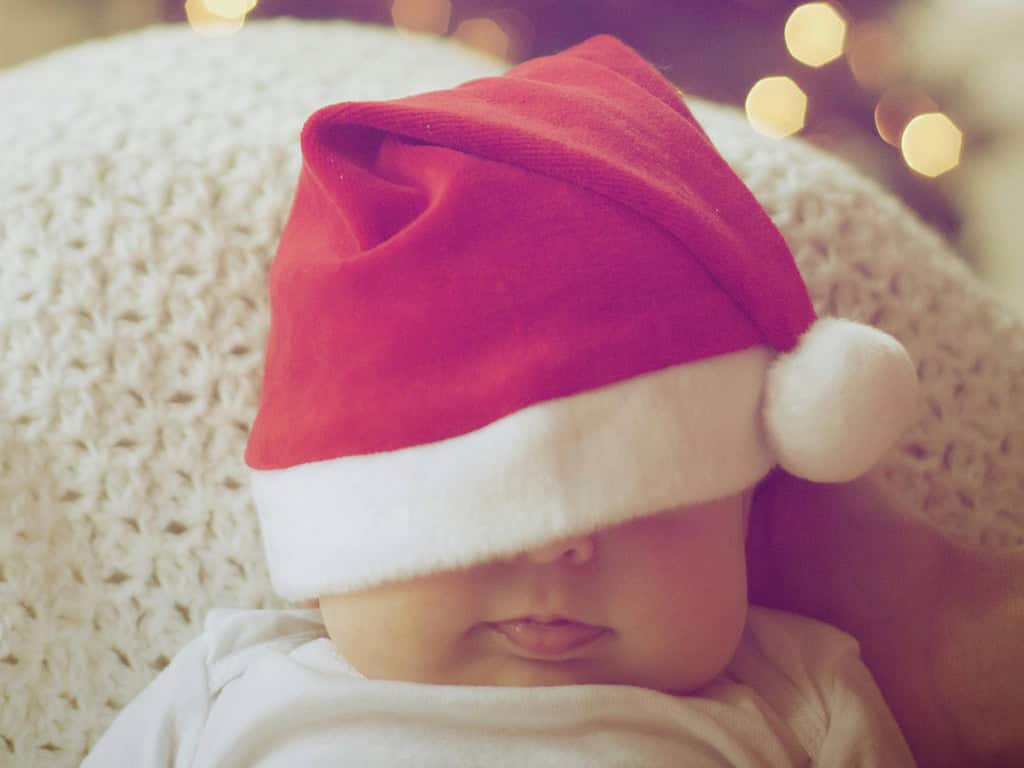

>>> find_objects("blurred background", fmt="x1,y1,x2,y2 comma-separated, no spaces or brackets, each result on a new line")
2,0,1021,312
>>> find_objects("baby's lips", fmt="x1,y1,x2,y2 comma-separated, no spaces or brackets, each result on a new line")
489,617,610,657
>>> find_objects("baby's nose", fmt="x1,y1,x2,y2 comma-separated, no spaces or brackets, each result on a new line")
521,534,595,565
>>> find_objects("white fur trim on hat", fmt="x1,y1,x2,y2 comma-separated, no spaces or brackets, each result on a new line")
250,347,777,601
763,316,919,483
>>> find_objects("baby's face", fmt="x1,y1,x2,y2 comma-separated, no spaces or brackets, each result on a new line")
320,492,751,693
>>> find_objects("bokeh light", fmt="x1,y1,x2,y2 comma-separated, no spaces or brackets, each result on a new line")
486,8,535,61
784,2,847,68
203,0,257,18
391,0,452,36
453,17,511,60
745,76,808,138
901,112,963,178
846,19,900,91
874,87,938,146
185,0,251,36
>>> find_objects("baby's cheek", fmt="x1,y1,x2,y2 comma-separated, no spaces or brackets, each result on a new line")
322,607,462,683
620,588,747,692
319,570,489,684
612,543,748,690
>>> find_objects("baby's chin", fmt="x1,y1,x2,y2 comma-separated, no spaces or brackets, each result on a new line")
339,645,724,693
447,657,625,689
471,663,721,694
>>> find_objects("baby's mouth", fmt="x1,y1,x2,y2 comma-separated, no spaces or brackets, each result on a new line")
487,616,610,659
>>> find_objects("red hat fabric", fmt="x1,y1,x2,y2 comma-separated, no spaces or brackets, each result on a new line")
246,34,918,600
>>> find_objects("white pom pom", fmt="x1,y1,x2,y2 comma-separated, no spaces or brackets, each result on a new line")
763,317,919,482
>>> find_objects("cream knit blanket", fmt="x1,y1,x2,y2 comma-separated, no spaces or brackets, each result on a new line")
0,20,1021,767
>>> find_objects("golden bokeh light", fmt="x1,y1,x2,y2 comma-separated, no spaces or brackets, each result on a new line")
745,76,808,138
185,0,249,36
486,8,534,61
453,17,511,60
784,2,847,68
874,87,938,146
202,0,257,18
901,112,963,178
391,0,452,36
846,19,900,91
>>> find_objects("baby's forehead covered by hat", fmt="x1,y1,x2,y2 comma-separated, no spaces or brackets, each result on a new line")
245,34,918,603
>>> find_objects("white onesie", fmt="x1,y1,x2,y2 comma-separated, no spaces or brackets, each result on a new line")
83,606,914,767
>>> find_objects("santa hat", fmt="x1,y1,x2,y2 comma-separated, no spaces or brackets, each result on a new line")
245,34,919,601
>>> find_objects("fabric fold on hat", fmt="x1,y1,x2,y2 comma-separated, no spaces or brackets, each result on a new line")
302,34,816,349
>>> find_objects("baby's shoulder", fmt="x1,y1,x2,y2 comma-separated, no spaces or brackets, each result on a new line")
742,605,861,666
199,608,328,686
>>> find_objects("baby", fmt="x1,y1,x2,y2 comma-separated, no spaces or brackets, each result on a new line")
84,34,920,766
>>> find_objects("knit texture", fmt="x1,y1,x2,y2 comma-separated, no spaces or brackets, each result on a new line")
0,19,1021,767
